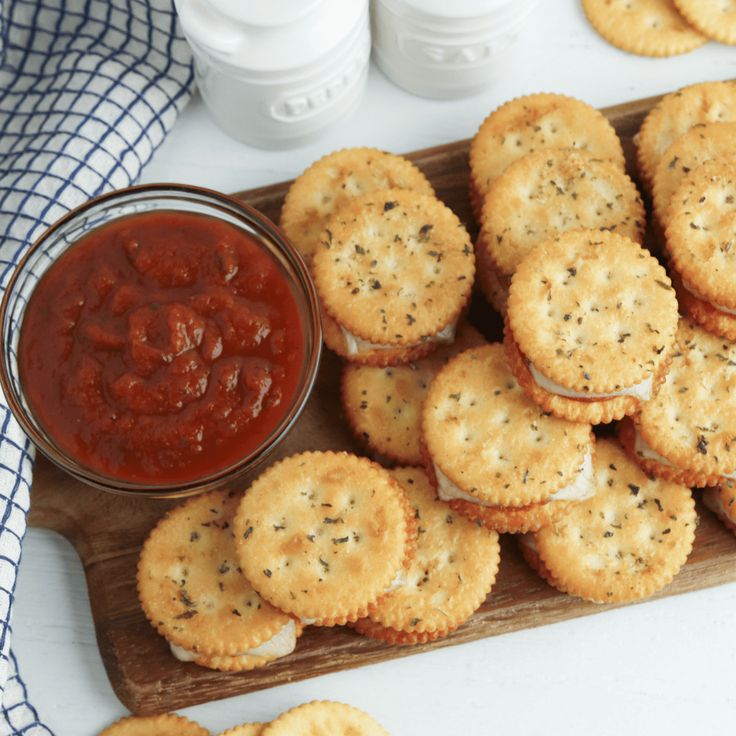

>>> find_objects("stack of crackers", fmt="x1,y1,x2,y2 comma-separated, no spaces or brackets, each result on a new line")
100,700,389,735
136,80,736,677
582,0,736,56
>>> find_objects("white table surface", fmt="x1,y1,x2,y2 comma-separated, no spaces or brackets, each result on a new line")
11,2,736,734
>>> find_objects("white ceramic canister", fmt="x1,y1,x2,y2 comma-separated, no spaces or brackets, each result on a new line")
175,0,371,148
372,0,537,100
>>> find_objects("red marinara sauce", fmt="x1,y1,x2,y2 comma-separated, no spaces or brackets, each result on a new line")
19,210,305,484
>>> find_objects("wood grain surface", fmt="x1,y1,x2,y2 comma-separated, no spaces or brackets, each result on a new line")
27,91,736,716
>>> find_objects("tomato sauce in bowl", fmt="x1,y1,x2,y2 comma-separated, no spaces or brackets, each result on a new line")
1,185,321,495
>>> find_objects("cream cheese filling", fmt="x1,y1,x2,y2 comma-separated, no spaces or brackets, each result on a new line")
169,619,297,662
681,279,736,316
634,428,736,480
529,362,653,401
340,320,457,356
434,448,595,507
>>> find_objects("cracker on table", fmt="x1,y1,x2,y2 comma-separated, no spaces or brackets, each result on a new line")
313,188,474,347
665,157,736,310
233,452,415,626
137,490,293,658
637,81,736,187
507,230,678,393
280,147,434,265
341,322,486,465
582,0,707,57
98,714,209,736
354,467,500,643
480,147,645,281
652,122,736,227
529,439,697,604
217,724,267,736
629,320,736,486
262,701,390,736
674,0,736,45
422,343,593,507
469,93,625,217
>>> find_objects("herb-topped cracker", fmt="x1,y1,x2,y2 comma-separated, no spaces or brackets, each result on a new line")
582,0,706,57
137,491,299,672
233,452,415,626
703,482,736,536
619,320,736,487
665,158,736,340
469,93,625,221
280,148,434,266
674,0,736,45
505,230,678,424
262,701,390,736
341,322,486,465
353,467,500,644
98,714,209,736
519,438,697,604
477,147,645,313
421,344,595,533
637,81,736,189
652,122,736,229
313,189,474,366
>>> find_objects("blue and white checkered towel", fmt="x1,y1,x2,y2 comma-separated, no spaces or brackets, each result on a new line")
0,1,193,732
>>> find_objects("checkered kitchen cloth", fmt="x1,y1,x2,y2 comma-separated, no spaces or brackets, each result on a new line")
0,1,193,732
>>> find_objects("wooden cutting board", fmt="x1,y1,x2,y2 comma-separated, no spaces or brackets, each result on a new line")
27,91,736,716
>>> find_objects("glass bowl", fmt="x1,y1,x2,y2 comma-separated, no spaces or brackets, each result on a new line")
0,184,322,498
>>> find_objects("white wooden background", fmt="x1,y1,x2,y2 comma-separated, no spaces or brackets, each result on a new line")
11,1,736,733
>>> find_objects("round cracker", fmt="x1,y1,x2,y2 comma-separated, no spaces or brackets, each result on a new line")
665,158,736,310
312,189,474,347
532,439,697,604
322,311,438,366
217,724,267,736
507,230,678,393
652,122,736,228
422,343,593,506
233,452,415,626
674,0,736,45
99,714,209,736
671,268,736,341
582,0,707,57
355,467,500,642
443,497,569,534
280,148,434,265
469,93,625,215
637,81,736,188
262,701,389,736
137,490,293,657
632,320,736,485
341,322,486,465
480,147,645,281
